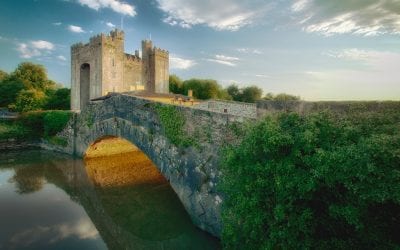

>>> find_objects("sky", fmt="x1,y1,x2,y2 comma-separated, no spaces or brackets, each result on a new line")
0,0,399,101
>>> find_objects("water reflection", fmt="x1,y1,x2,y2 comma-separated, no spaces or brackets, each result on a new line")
0,146,220,250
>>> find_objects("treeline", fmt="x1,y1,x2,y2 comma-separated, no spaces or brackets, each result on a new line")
0,62,70,112
169,74,300,103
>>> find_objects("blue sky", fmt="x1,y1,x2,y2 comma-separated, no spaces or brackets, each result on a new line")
0,0,399,100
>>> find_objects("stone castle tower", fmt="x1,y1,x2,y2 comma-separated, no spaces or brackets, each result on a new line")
71,29,169,110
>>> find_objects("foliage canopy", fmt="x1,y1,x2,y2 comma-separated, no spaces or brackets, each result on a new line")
221,109,400,249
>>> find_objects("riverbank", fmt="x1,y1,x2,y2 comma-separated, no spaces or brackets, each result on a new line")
0,139,40,151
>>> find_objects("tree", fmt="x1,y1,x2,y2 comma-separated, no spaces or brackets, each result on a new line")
226,84,240,101
263,92,274,100
0,80,25,107
183,79,221,100
0,69,8,82
45,88,71,110
10,62,55,91
274,93,300,101
241,86,263,103
12,89,46,112
169,74,184,94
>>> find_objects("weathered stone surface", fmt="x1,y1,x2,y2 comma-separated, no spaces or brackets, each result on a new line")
54,93,248,237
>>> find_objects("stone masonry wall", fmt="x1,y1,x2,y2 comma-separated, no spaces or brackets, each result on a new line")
193,100,257,118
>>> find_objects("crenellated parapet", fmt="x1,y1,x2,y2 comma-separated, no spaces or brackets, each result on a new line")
124,53,141,62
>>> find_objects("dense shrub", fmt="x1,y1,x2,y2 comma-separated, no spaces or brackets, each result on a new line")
221,111,400,249
18,111,47,137
16,110,71,138
43,111,71,136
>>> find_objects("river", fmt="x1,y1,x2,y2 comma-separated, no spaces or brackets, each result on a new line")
0,149,220,250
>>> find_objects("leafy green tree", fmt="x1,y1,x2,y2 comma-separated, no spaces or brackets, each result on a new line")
263,92,274,100
45,88,71,110
183,79,221,100
169,74,184,94
12,89,46,112
0,80,25,107
226,84,241,101
240,86,263,103
10,62,55,91
274,93,300,101
0,69,8,82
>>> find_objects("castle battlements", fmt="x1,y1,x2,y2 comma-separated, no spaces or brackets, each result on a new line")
71,29,170,111
125,53,141,62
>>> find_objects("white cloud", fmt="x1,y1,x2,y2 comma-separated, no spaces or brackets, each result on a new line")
77,0,136,16
156,0,272,31
207,54,240,66
256,74,271,78
207,59,236,67
52,22,62,26
292,0,400,36
106,22,116,28
31,40,55,50
68,25,85,33
215,54,239,61
57,55,67,61
16,40,55,59
237,48,263,54
170,55,196,69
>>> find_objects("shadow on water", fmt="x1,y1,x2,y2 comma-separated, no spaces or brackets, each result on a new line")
0,140,220,250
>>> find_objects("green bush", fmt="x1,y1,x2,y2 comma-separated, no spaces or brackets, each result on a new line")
17,110,71,138
43,111,71,137
221,111,400,249
0,121,29,140
18,111,46,138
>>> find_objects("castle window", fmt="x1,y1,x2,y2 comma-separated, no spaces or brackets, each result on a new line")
112,58,115,67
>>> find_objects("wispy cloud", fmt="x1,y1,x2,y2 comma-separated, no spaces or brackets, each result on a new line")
237,48,263,54
170,55,196,69
255,74,271,78
16,40,55,59
156,0,272,31
57,55,67,61
77,0,136,16
68,25,85,33
292,0,400,36
52,22,62,26
106,22,115,28
207,54,239,66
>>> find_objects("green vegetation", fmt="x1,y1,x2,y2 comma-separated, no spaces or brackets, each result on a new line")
227,84,263,103
1,111,71,141
0,121,29,140
43,111,72,137
169,75,299,103
221,110,400,249
0,62,70,112
155,105,195,147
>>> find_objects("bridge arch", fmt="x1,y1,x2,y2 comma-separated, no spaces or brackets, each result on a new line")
71,97,225,237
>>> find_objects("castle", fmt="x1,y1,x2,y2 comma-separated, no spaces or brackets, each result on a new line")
71,29,169,110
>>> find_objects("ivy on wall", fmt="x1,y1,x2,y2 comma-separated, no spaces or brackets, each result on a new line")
155,104,195,147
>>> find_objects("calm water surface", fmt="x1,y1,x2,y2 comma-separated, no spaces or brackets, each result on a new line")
0,149,220,249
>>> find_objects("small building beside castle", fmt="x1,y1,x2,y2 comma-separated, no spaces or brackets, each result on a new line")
71,29,169,110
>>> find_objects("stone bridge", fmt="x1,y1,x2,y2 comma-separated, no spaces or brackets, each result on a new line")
56,93,249,237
